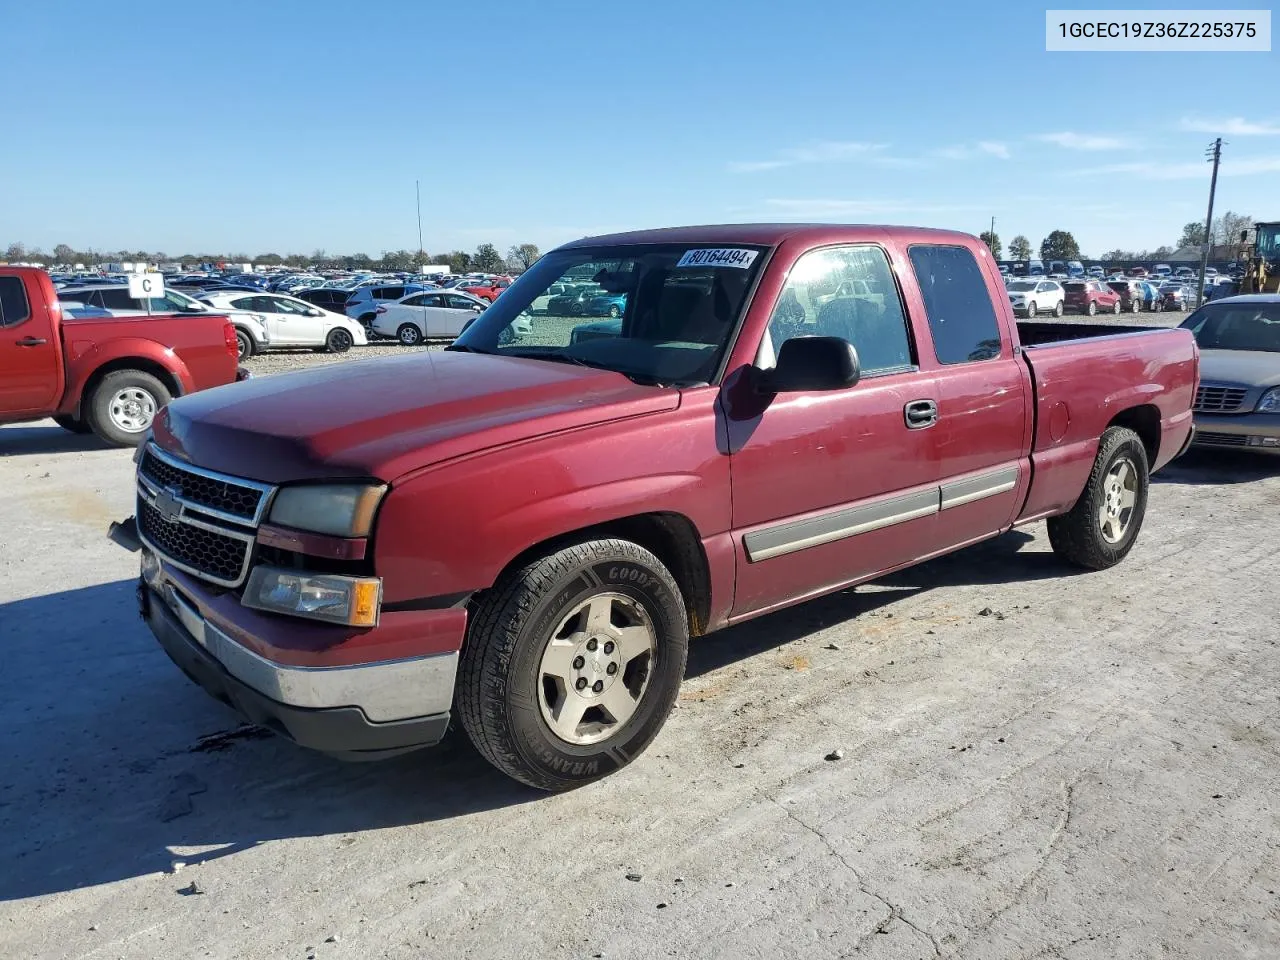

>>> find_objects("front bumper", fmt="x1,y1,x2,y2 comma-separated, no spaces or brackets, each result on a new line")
1191,412,1280,454
131,546,464,760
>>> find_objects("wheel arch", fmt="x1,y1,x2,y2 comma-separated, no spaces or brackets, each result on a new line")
75,357,182,419
483,511,713,638
1107,404,1161,466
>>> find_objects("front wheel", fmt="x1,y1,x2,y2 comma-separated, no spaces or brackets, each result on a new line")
1086,301,1097,316
397,323,423,346
608,304,621,319
1131,299,1141,313
1048,426,1149,570
85,370,171,448
457,539,689,791
326,328,353,353
1054,300,1064,317
235,330,254,360
1026,301,1038,318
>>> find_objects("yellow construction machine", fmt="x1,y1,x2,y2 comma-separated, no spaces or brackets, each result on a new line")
1239,222,1280,294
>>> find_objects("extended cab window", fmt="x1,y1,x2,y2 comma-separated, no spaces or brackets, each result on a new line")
766,244,912,375
908,244,1002,364
0,277,31,327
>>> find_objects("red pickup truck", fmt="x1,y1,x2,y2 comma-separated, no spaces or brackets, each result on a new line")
111,225,1198,791
1,267,244,446
459,277,513,302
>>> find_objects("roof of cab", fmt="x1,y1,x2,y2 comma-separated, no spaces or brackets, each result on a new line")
560,223,981,250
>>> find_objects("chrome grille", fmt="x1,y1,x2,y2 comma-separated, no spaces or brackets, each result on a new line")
134,445,273,588
139,445,271,524
1193,431,1248,447
1193,385,1248,413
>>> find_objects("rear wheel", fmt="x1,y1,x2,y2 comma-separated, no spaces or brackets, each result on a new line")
326,328,353,353
53,415,93,435
1054,300,1064,317
397,323,423,346
1048,426,1149,570
1131,298,1141,313
457,539,689,791
85,370,171,448
608,304,621,319
1086,301,1097,316
1113,300,1122,314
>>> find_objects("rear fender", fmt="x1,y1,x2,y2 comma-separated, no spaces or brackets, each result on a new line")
61,337,192,417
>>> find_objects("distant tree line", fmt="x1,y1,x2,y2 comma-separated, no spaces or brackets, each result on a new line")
974,210,1255,265
1,240,542,274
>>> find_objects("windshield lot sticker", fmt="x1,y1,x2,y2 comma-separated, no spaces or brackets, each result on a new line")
676,248,758,269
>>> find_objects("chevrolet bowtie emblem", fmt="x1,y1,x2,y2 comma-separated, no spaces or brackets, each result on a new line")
155,486,183,523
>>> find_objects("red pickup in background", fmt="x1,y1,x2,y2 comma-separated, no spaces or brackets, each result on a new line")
0,266,245,446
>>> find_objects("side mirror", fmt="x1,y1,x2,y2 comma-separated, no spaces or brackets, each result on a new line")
755,336,860,394
308,308,323,316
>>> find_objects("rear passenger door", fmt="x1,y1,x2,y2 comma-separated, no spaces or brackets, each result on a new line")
726,243,941,617
905,244,1030,550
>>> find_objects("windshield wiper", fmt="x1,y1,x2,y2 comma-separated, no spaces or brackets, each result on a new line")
501,349,667,386
444,344,495,354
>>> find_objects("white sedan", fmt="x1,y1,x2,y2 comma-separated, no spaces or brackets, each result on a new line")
373,290,525,345
200,291,368,352
1006,279,1065,318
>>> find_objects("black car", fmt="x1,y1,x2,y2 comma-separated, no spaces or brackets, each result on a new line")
294,288,354,312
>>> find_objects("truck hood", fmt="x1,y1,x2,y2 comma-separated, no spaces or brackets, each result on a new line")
1198,349,1280,389
154,351,680,483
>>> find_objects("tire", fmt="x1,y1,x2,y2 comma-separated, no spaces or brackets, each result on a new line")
608,304,621,319
1026,301,1037,318
85,370,171,448
457,539,689,792
53,414,93,435
1054,300,1064,317
497,325,515,346
397,323,423,346
358,313,377,328
1086,301,1097,316
326,328,353,353
1047,426,1150,571
1131,299,1141,313
235,329,254,360
1113,300,1122,314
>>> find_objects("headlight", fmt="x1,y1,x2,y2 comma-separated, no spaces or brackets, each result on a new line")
1257,387,1280,413
243,567,381,627
268,483,387,537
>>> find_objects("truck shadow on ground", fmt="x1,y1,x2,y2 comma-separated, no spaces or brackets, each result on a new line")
1154,449,1278,486
0,529,1066,902
0,423,110,456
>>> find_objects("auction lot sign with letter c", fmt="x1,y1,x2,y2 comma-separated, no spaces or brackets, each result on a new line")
127,273,165,299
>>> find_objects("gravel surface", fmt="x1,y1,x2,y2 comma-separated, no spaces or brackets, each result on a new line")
3,311,1275,960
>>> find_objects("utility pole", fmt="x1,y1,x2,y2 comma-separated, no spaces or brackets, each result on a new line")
1197,138,1222,306
416,180,425,269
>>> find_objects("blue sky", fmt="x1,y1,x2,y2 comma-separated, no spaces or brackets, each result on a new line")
1,0,1276,259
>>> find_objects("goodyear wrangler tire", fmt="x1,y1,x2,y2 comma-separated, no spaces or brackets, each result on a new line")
457,539,689,791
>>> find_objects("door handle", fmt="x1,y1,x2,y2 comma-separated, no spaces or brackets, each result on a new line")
15,337,48,347
904,399,938,429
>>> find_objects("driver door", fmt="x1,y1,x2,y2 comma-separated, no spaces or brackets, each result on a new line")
267,296,324,344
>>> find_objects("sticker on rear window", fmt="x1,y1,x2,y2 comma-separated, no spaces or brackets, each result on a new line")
676,248,758,269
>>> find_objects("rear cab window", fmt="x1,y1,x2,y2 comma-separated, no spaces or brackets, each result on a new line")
907,244,1002,364
0,276,32,327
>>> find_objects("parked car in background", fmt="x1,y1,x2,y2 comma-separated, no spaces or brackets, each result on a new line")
293,287,355,314
370,290,495,344
1007,278,1065,317
1175,267,1195,280
58,284,270,359
109,223,1197,791
1107,280,1144,313
1154,264,1172,279
1160,282,1195,311
546,284,600,316
1181,295,1280,454
200,292,367,353
1062,279,1122,316
1129,266,1149,278
1135,280,1165,312
343,283,436,328
0,265,244,446
1087,266,1105,278
459,277,513,302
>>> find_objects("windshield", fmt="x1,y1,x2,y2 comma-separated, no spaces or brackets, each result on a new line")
1008,281,1036,291
1181,302,1280,353
449,243,768,384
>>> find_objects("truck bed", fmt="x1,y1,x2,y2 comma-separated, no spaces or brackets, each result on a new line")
1016,320,1159,347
